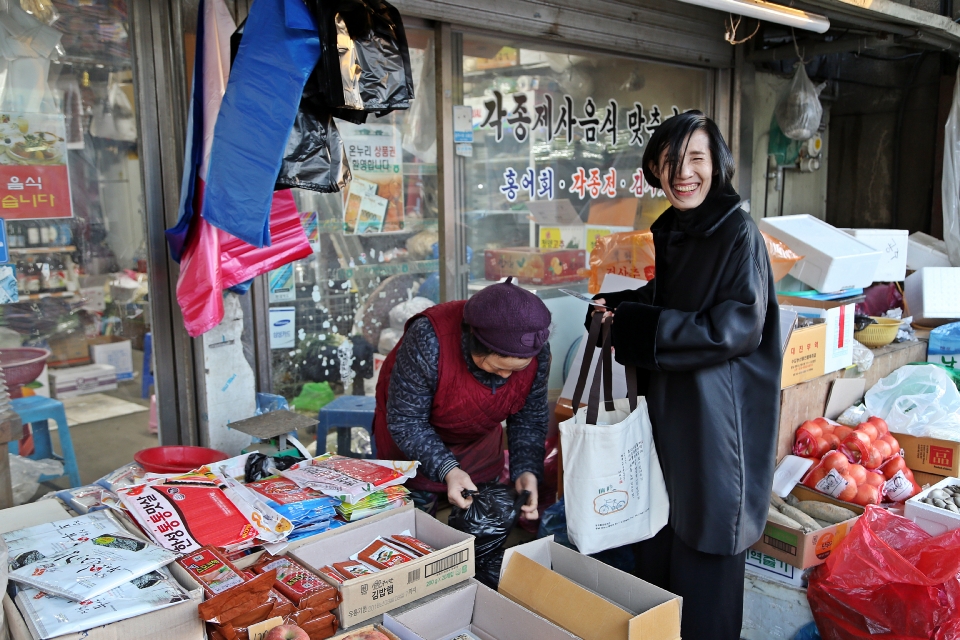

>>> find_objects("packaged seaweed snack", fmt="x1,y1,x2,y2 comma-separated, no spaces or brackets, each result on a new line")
3,511,126,572
281,455,418,504
332,560,377,580
177,547,247,597
353,537,418,570
9,533,177,601
387,534,434,557
336,486,411,521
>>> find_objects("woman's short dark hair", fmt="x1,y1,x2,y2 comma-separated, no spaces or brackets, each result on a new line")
641,110,735,193
462,322,498,358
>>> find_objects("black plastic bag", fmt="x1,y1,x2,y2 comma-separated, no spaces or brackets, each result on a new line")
448,484,529,557
244,452,305,483
474,551,504,590
275,108,351,193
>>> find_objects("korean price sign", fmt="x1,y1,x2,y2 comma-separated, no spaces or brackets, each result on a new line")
0,113,73,219
341,122,404,232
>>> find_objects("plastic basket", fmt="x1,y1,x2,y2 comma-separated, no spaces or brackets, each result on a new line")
854,317,901,348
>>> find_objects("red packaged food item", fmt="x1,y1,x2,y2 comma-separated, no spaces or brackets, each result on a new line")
333,560,377,580
286,610,339,640
317,565,346,584
177,546,247,597
356,538,419,570
388,535,435,557
197,570,277,625
252,554,340,609
239,570,297,617
246,476,329,504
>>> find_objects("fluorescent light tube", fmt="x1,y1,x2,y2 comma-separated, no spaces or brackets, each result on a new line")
677,0,831,33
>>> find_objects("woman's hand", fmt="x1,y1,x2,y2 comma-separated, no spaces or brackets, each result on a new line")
593,299,614,322
445,467,477,509
515,472,539,520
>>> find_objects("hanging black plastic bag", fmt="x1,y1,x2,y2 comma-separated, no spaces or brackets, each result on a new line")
448,484,529,587
354,0,414,114
275,108,351,192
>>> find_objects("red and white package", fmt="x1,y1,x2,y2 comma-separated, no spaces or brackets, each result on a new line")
281,454,418,504
317,565,347,584
118,483,258,554
333,560,377,580
352,538,418,570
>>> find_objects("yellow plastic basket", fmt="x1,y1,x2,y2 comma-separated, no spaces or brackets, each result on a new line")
854,317,901,349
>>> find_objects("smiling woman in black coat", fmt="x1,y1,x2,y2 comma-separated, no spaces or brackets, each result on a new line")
588,111,781,640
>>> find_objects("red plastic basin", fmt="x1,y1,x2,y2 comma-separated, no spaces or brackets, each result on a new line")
134,446,228,474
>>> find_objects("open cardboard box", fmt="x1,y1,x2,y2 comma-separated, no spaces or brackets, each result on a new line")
383,579,578,640
2,508,205,640
893,432,960,478
751,485,864,570
497,537,681,640
290,507,474,629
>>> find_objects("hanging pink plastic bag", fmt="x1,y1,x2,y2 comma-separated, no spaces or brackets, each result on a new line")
807,506,960,639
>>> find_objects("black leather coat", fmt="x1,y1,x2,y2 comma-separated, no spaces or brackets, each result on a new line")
591,187,781,556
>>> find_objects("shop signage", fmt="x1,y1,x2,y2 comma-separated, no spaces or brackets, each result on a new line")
269,307,296,349
341,122,404,233
0,113,73,219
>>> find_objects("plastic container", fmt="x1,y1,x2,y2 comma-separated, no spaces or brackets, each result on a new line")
843,229,908,282
928,322,960,369
134,445,227,474
0,348,50,395
904,476,960,536
759,215,881,292
904,267,960,327
854,317,900,348
907,231,951,270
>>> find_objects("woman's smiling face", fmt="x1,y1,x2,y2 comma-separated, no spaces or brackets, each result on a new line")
653,129,713,211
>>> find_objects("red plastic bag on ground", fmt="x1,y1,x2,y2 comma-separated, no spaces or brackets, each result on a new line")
808,506,960,639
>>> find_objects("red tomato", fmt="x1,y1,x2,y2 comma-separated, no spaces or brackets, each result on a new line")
799,421,823,439
863,446,884,470
838,476,859,502
867,416,889,435
864,471,886,488
853,484,880,506
833,426,854,441
874,439,893,460
882,434,901,454
880,455,907,480
848,464,867,485
857,423,879,442
822,451,850,474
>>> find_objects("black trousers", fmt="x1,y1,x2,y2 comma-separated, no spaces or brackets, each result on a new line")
634,524,747,640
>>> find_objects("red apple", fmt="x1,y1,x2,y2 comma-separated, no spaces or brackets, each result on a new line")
264,625,309,640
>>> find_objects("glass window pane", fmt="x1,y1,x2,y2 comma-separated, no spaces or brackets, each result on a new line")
269,26,437,450
0,0,156,492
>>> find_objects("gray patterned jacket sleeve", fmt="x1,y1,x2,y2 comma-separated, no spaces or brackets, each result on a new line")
384,317,460,484
506,343,551,482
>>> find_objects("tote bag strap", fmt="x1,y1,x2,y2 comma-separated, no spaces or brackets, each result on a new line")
586,316,615,424
570,312,604,411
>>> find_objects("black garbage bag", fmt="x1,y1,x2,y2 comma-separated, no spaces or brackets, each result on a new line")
275,108,351,192
244,452,306,483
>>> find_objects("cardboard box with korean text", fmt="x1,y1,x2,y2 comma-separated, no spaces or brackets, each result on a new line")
751,485,863,570
88,336,134,381
894,432,960,477
1,505,204,640
290,508,474,629
780,303,854,376
745,549,805,589
383,579,579,640
497,537,681,640
781,321,827,389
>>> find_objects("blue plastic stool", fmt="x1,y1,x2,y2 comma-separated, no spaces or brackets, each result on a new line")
317,395,377,458
141,332,154,399
9,396,82,488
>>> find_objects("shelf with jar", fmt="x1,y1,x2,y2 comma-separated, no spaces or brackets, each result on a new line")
5,220,75,252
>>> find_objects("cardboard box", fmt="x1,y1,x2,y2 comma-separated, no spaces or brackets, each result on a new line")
383,579,578,640
751,485,863,569
904,476,960,536
290,508,475,628
780,303,854,376
913,470,949,488
781,321,827,389
89,336,134,381
538,225,585,250
893,432,960,477
498,537,682,640
46,331,91,368
483,247,586,285
842,228,908,282
907,231,952,270
745,549,806,589
49,363,118,399
904,268,960,327
759,215,881,293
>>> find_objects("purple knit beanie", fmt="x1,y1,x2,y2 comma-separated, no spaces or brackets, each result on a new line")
463,278,552,358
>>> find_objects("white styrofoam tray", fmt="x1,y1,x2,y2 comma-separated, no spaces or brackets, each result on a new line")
760,215,881,292
904,476,960,537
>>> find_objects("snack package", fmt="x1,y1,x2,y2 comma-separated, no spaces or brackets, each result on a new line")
118,482,259,554
96,462,148,492
9,533,177,601
316,564,346,583
15,568,191,640
207,470,294,543
336,486,411,521
177,547,247,597
387,534,434,557
3,511,126,572
333,560,377,580
252,554,340,610
281,455,418,504
246,476,341,526
197,570,277,625
54,485,122,514
352,537,418,570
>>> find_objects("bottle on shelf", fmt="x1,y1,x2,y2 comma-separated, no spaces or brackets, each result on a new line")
25,221,39,248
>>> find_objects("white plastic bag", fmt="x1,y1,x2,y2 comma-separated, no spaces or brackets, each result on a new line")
864,364,960,437
776,63,824,141
9,454,62,506
388,296,434,331
559,316,669,555
942,67,960,267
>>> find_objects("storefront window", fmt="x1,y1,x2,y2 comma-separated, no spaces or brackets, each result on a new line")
268,26,437,421
0,1,154,488
459,34,711,387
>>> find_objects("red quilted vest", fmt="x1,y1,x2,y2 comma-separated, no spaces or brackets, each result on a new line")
372,300,537,492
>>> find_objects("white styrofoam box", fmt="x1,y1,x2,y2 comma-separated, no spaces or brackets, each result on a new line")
907,232,952,270
759,215,882,292
89,338,133,381
49,364,118,399
904,476,960,536
740,572,814,640
843,229,908,282
904,268,960,327
780,303,854,375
